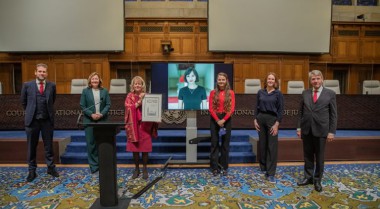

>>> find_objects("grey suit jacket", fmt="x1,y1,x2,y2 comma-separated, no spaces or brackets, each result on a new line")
297,87,337,138
21,80,56,126
79,87,111,125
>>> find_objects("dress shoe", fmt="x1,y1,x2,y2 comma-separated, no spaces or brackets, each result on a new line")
222,170,228,176
297,178,313,186
47,169,59,177
91,170,99,178
260,168,266,174
212,170,219,176
132,169,140,179
26,171,37,182
314,181,322,192
268,176,276,183
91,169,99,174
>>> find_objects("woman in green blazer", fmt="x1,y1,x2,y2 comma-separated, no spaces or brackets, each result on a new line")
80,72,111,174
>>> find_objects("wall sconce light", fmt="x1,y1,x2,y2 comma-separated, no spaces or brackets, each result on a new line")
357,14,365,21
161,40,174,55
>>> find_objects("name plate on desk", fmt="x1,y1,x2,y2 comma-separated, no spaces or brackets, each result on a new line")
142,94,162,122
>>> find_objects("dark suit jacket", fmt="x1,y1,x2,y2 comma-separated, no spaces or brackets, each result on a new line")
80,87,111,125
21,80,56,126
297,87,337,138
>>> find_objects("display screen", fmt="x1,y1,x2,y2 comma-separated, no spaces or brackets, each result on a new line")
0,0,124,52
208,0,332,53
151,63,233,110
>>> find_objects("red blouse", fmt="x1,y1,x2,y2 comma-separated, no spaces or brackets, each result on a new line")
208,89,235,121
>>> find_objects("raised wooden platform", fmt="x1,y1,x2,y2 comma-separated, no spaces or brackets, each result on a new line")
251,136,380,162
0,137,70,164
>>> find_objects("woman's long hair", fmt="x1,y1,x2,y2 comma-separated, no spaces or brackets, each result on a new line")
212,72,232,113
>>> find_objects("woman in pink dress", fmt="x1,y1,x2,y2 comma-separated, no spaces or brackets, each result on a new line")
125,76,157,179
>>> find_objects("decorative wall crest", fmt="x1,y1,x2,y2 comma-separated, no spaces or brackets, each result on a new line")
162,110,187,124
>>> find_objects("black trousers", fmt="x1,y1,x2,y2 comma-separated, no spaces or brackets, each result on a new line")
25,118,55,171
301,132,327,182
210,114,231,171
256,113,278,176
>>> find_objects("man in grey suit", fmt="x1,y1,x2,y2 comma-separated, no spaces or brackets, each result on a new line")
21,63,59,182
296,70,337,192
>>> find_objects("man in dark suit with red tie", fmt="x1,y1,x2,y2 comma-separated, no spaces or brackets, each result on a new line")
296,70,337,192
21,63,59,182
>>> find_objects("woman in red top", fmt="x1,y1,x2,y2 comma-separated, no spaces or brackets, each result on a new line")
125,76,158,180
208,72,235,176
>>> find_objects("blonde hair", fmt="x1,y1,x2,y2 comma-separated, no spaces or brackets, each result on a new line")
212,72,232,113
87,72,103,88
130,76,146,93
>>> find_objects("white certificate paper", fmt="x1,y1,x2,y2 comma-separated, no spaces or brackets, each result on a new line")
142,94,162,122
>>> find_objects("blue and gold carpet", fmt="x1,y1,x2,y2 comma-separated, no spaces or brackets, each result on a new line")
0,163,379,208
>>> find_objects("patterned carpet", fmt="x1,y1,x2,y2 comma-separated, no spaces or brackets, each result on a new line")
0,163,379,209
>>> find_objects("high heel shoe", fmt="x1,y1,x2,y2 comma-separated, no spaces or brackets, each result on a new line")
142,168,148,179
132,169,140,179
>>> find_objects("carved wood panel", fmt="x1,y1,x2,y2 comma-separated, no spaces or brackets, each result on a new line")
234,62,254,93
22,59,51,82
332,38,360,63
0,64,13,94
255,57,280,84
138,35,164,55
54,62,78,94
21,56,109,94
124,36,134,55
361,39,380,62
281,58,309,93
198,35,210,56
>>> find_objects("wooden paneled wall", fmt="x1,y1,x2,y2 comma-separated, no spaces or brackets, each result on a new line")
21,55,110,94
0,20,379,94
330,23,380,64
226,55,309,93
0,64,14,94
109,20,222,62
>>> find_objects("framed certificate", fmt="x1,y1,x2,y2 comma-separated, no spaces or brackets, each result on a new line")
142,94,162,122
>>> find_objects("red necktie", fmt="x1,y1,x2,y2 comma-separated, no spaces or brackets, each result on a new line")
313,90,318,103
39,82,44,94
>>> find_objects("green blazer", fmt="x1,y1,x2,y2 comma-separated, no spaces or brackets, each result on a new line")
80,87,111,125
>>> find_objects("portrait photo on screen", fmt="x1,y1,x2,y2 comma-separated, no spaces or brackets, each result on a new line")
168,63,214,110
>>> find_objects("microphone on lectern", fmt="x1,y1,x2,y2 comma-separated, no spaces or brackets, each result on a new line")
76,98,103,128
